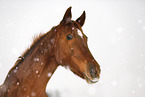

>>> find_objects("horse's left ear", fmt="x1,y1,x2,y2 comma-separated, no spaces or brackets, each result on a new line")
76,11,86,27
61,7,72,24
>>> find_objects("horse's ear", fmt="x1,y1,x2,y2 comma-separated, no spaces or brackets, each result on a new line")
76,11,86,27
61,7,72,24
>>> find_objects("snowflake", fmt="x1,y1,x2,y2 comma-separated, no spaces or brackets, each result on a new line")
33,58,39,62
47,72,52,77
31,92,36,96
17,82,20,85
41,63,43,65
36,70,39,74
111,80,118,86
138,19,142,23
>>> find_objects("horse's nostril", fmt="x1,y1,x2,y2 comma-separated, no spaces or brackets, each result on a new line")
87,61,98,78
90,66,97,78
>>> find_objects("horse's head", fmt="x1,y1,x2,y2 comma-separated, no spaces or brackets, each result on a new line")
54,7,101,84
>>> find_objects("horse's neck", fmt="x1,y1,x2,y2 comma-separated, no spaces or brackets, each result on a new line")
1,30,58,97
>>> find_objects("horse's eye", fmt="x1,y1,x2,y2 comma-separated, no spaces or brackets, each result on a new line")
66,34,73,40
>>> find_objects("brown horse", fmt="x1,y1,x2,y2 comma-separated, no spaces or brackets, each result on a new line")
0,7,101,97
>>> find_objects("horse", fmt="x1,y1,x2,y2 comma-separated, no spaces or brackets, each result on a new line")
0,7,101,97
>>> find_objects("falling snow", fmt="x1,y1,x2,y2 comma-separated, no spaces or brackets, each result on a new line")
7,89,10,92
16,67,18,69
111,80,118,86
41,62,43,65
65,65,70,70
72,27,75,30
6,22,13,27
41,43,43,46
140,54,144,57
36,70,39,74
138,19,142,23
60,61,62,64
13,69,17,73
50,38,55,44
24,88,27,91
54,29,57,32
7,74,10,77
33,58,39,62
0,1,145,97
138,83,143,88
48,72,52,77
31,92,36,96
41,51,44,54
17,82,20,85
132,90,135,94
116,27,125,33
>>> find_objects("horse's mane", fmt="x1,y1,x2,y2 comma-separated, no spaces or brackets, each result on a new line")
12,26,58,70
11,32,48,70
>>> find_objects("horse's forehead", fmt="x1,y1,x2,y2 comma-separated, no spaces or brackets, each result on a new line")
58,21,84,37
67,21,82,30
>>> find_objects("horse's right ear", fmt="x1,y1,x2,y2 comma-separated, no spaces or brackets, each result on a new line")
76,11,86,27
60,7,72,24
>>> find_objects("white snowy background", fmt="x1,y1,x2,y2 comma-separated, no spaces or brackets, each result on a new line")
0,0,145,97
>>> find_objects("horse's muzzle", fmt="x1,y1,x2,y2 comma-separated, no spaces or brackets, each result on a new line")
84,61,100,84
